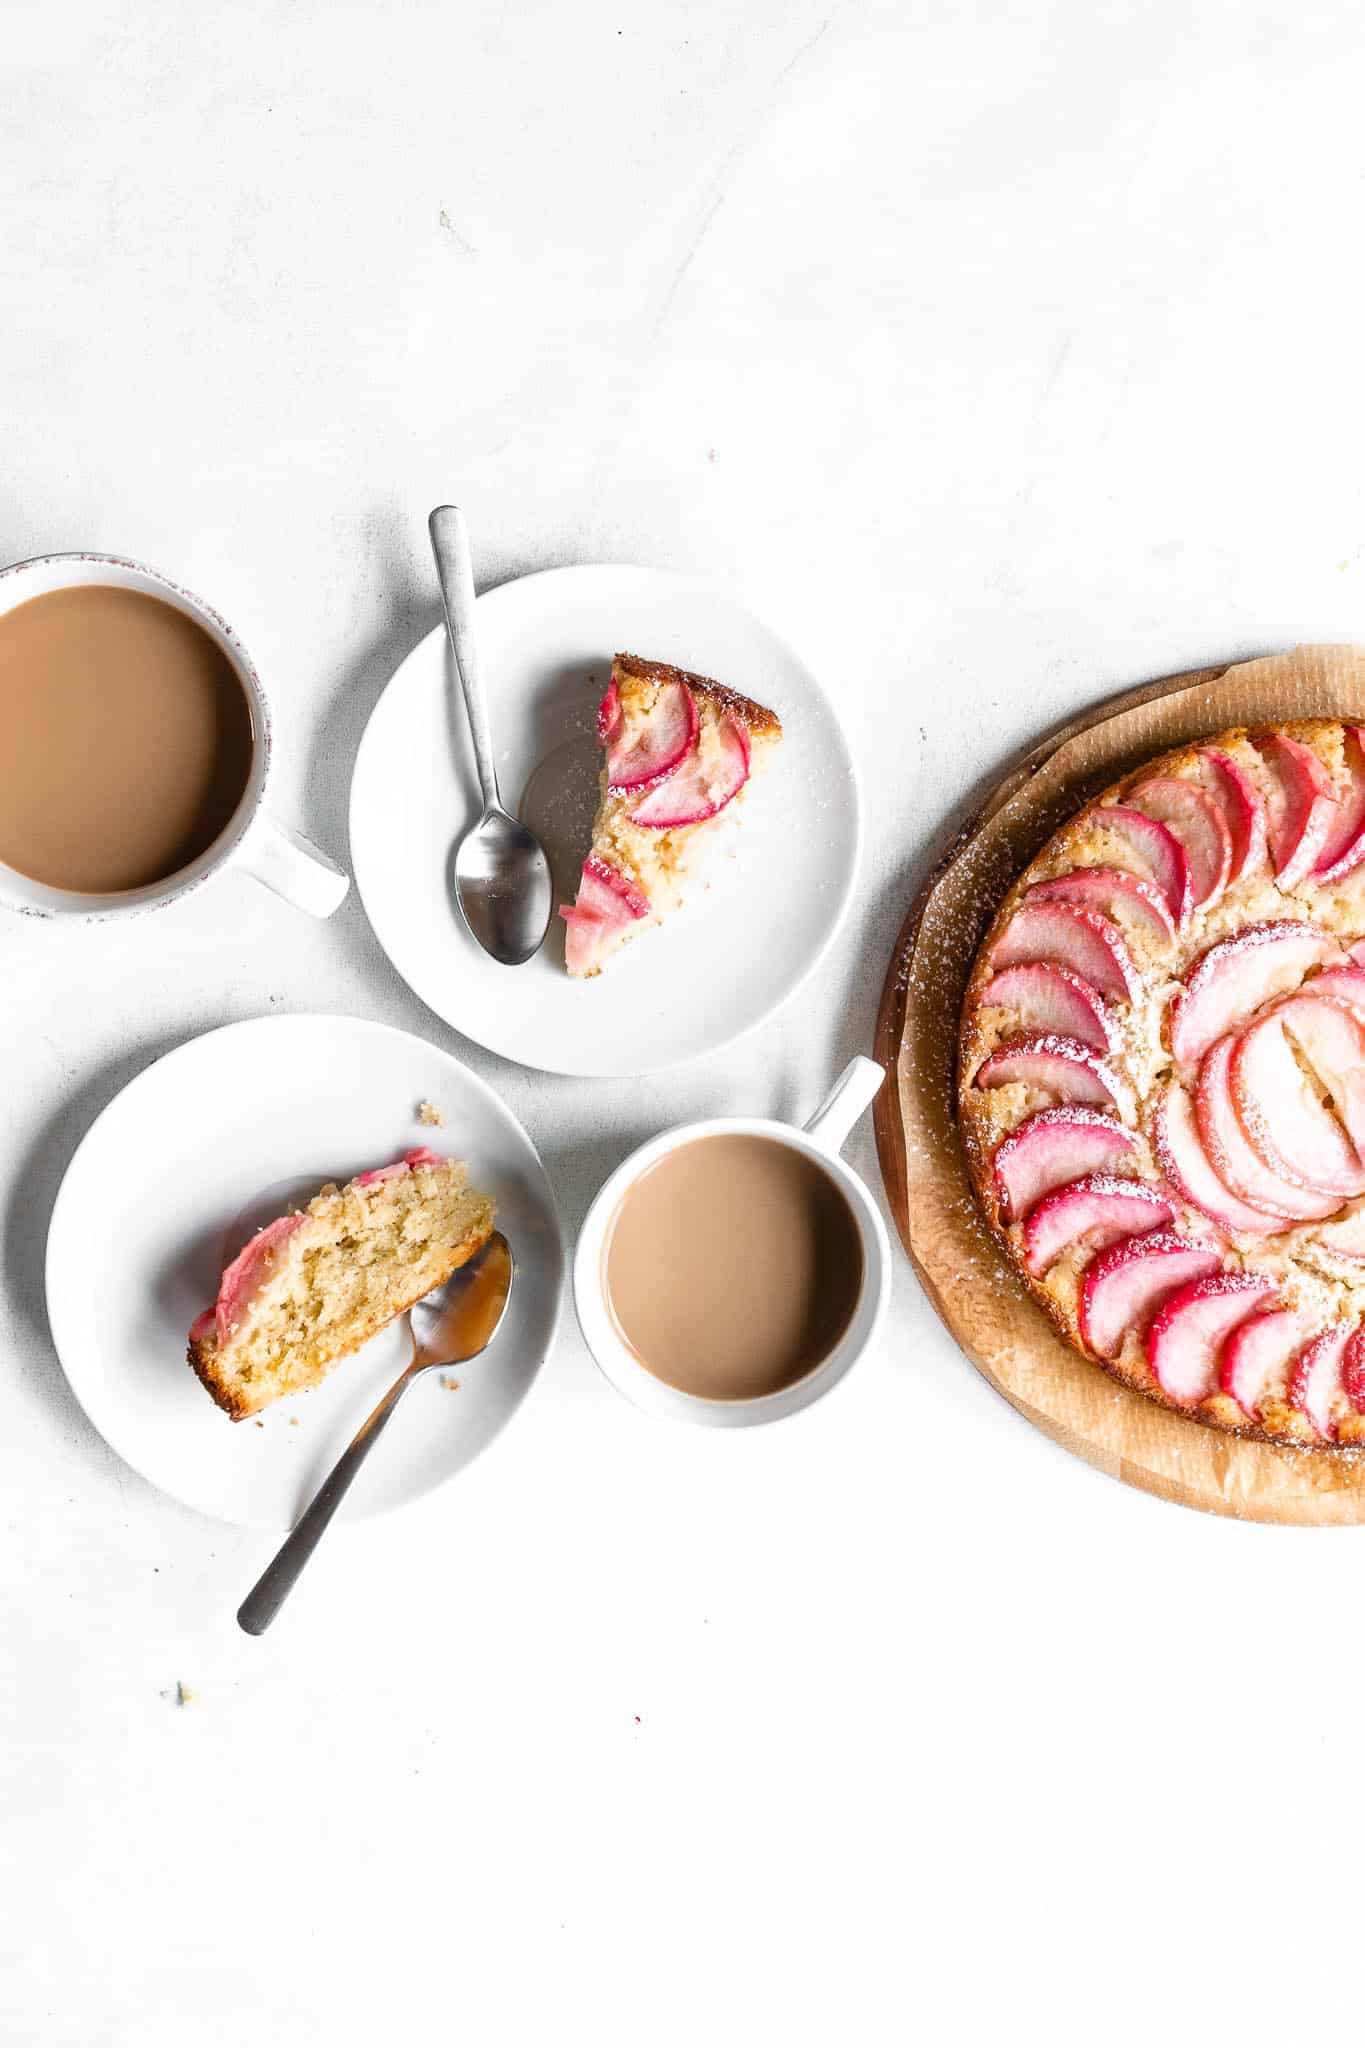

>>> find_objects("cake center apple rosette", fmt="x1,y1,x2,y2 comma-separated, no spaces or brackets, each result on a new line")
957,721,1365,1448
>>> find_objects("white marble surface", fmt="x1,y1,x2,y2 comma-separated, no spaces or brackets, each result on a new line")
5,2,1365,2041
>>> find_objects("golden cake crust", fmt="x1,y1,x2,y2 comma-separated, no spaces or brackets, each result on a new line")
614,651,783,740
957,717,1365,1449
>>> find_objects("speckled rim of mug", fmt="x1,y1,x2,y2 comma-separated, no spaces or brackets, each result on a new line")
0,550,273,921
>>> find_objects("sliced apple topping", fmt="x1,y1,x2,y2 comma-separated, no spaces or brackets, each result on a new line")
1317,1207,1365,1263
991,1107,1138,1225
1221,1308,1311,1419
1229,1011,1365,1199
1199,749,1267,882
974,1033,1133,1115
1341,1326,1365,1412
990,900,1139,1004
1268,993,1365,1159
1128,776,1232,911
1022,1174,1173,1277
1078,1231,1222,1361
1314,727,1365,882
1300,965,1365,1018
1151,1079,1287,1237
560,854,651,978
1287,1323,1356,1440
1193,1036,1337,1221
606,676,699,792
596,677,623,745
1027,867,1176,945
978,963,1114,1052
630,714,749,829
1088,805,1192,925
1255,732,1338,888
1168,920,1342,1068
1146,1271,1277,1406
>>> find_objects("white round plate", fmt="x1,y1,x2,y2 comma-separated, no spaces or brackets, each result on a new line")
45,1014,563,1529
349,565,861,1076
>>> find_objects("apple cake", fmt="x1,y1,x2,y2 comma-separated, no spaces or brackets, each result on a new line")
560,652,782,977
958,719,1365,1447
187,1148,495,1419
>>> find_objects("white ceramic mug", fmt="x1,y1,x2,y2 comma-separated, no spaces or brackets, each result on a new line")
0,551,349,921
574,1055,892,1427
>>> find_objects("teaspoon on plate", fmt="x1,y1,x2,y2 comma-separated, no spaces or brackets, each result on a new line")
237,1231,515,1633
429,505,554,965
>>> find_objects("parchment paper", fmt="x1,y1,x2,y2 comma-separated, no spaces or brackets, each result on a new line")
881,645,1365,1524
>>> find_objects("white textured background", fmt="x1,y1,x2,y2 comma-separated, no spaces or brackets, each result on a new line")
6,3,1365,2042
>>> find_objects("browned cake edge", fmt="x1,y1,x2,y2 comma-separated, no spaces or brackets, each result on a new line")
614,651,783,739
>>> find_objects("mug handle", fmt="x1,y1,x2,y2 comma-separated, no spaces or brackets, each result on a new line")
234,814,350,919
803,1056,886,1156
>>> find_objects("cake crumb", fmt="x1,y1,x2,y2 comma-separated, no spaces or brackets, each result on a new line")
176,1682,197,1707
442,1375,461,1392
289,1415,300,1427
254,1419,264,1429
417,1100,447,1128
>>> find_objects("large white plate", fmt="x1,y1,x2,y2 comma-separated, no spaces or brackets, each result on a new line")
44,1015,563,1529
349,565,861,1075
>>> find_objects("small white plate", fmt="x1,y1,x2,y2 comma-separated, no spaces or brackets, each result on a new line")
44,1014,563,1529
349,565,861,1076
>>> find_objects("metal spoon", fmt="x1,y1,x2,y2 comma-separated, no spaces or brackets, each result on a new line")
237,1232,515,1634
429,505,554,964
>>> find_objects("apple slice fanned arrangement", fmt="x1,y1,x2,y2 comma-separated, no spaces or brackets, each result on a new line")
559,652,783,977
959,718,1365,1447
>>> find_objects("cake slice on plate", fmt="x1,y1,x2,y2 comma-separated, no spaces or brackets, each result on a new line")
560,652,782,977
187,1148,495,1419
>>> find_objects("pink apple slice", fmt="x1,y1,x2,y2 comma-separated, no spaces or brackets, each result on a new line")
596,677,623,744
991,1107,1138,1224
1270,992,1365,1155
1313,727,1365,882
559,854,650,976
606,677,699,792
1230,1010,1365,1199
1022,1174,1173,1277
1151,1079,1288,1237
1128,776,1232,911
974,1033,1133,1115
1221,1307,1311,1418
353,1146,445,1188
1089,805,1192,925
1317,1207,1365,1263
1341,1326,1365,1411
978,963,1114,1052
1194,1036,1337,1220
1078,1231,1222,1361
630,714,749,828
1199,748,1268,882
1287,1323,1355,1439
1300,965,1365,1017
1168,920,1342,1068
1254,732,1338,888
1027,867,1176,945
195,1212,307,1351
990,901,1139,1004
1146,1271,1277,1406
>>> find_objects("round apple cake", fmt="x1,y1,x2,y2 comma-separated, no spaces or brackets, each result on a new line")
958,718,1365,1447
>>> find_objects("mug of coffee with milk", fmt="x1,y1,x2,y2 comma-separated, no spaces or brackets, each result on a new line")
0,551,348,922
575,1057,892,1426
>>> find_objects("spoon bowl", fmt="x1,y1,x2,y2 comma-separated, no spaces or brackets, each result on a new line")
453,804,555,965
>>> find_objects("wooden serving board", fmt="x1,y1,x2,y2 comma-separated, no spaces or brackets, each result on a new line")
872,645,1365,1525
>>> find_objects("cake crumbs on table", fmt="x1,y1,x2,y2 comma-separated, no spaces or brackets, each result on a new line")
417,1099,446,1128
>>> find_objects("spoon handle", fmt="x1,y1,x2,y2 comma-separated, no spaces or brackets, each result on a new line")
236,1366,418,1634
429,504,501,812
